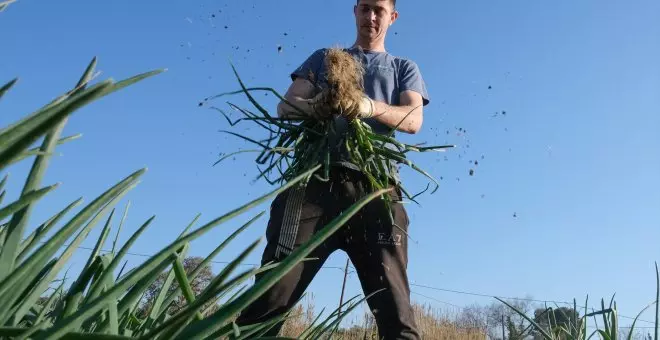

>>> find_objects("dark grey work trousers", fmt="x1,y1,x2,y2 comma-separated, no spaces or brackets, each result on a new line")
235,166,420,339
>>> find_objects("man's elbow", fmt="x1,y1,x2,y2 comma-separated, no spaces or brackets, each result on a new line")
403,112,423,134
277,99,294,118
398,123,420,134
405,124,421,134
277,95,302,118
276,101,285,117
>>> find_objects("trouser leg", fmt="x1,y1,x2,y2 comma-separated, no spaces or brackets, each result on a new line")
345,184,420,340
235,179,335,336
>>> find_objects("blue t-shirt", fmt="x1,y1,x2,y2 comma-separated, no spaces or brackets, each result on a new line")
290,46,430,182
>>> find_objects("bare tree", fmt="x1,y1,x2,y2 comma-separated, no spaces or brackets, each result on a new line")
618,328,647,340
138,256,215,318
456,303,488,333
484,297,538,340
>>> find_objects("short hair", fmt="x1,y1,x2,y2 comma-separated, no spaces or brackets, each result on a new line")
356,0,396,9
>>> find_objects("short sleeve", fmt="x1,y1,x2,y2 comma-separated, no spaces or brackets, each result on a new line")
290,48,326,83
399,59,430,106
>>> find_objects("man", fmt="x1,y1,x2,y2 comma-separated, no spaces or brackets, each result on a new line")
235,0,429,338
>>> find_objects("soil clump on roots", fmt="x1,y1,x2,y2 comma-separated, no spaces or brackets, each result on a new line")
321,48,366,120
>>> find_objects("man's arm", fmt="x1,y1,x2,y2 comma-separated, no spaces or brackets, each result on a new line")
370,90,424,134
276,78,316,118
279,48,325,118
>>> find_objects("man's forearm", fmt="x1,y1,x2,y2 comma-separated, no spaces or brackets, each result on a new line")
371,100,423,134
276,92,424,132
277,96,312,118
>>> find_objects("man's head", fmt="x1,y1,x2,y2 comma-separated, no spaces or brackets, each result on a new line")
356,0,395,7
354,0,399,49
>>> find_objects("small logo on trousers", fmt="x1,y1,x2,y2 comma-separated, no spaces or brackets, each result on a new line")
377,232,402,246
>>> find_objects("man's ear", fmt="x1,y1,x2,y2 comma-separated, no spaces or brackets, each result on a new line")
390,10,399,25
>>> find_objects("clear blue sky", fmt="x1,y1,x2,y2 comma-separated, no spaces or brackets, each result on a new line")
2,0,659,327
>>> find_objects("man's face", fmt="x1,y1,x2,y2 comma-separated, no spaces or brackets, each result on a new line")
354,0,398,43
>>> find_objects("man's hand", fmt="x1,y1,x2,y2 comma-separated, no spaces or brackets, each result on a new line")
277,96,315,120
277,78,317,119
308,89,335,120
355,95,375,119
277,78,334,120
338,93,374,119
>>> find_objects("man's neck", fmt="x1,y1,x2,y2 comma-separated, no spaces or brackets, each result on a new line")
352,39,386,53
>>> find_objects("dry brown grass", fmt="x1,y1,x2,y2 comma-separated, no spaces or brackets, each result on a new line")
409,304,487,340
323,47,366,120
279,298,487,340
279,298,318,337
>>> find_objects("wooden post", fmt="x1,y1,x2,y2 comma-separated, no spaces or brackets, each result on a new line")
502,314,506,340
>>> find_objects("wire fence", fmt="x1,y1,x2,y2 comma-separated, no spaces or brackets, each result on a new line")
59,241,656,328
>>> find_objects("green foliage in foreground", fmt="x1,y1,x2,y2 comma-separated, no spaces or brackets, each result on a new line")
0,6,382,338
0,59,382,340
